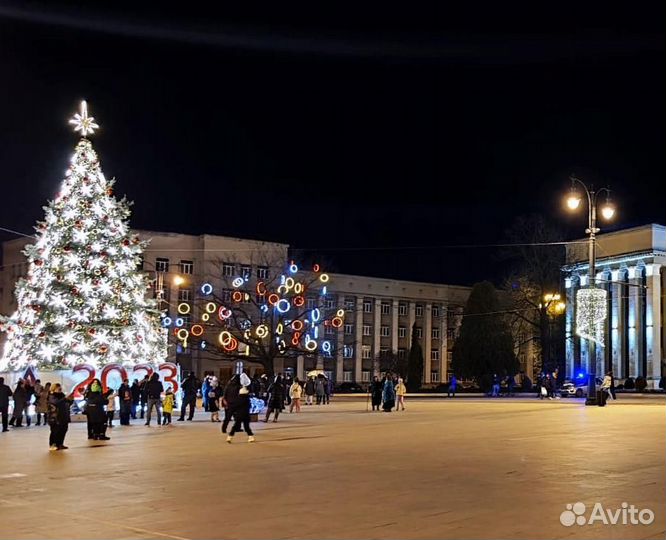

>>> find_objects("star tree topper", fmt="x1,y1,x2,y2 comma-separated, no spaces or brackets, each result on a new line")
69,100,99,137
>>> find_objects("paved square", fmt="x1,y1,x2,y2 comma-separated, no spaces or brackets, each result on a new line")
0,397,663,539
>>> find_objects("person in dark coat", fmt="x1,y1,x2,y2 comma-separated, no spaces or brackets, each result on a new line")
118,379,133,425
304,377,315,405
84,379,113,440
178,372,198,421
0,377,12,432
144,372,164,426
138,375,149,419
130,379,141,419
208,378,222,422
221,375,241,434
370,376,383,411
382,374,396,412
225,383,255,443
47,383,75,450
264,375,285,423
10,379,28,427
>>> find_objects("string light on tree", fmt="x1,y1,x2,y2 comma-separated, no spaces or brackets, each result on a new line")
0,101,167,370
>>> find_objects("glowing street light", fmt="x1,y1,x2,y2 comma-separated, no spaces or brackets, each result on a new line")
173,275,185,286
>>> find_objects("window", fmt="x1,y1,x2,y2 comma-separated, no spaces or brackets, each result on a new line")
362,346,371,359
240,265,251,280
431,372,440,383
398,348,406,360
222,263,235,277
431,350,440,361
432,328,440,340
343,371,352,382
415,305,424,317
345,297,355,310
307,297,317,309
325,298,335,309
447,308,456,321
398,326,407,338
155,258,169,272
180,260,193,274
343,345,354,358
256,293,264,304
447,352,453,367
380,325,390,337
362,325,371,336
257,266,268,279
344,323,353,335
447,328,455,340
379,348,389,359
160,284,170,302
178,289,191,302
381,302,391,315
180,315,191,327
415,327,423,339
398,303,407,316
361,371,370,382
222,289,232,303
325,325,335,335
432,305,440,318
363,300,372,313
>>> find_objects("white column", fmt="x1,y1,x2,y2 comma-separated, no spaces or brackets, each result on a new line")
424,303,432,383
391,299,399,353
628,266,639,377
440,311,447,382
354,295,364,382
610,270,621,376
565,276,575,378
408,302,416,342
297,354,304,380
646,264,662,385
373,298,381,376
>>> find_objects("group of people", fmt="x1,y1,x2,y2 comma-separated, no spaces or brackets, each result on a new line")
0,377,52,430
369,373,407,412
536,369,560,400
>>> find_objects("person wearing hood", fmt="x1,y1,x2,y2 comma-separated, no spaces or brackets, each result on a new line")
382,373,396,412
208,377,222,422
145,372,164,426
9,379,28,428
35,381,51,426
289,377,303,413
130,379,141,419
395,377,407,411
222,375,241,434
304,377,315,405
47,383,75,451
370,376,383,412
162,386,175,425
201,376,212,412
118,379,133,426
84,379,113,440
225,377,255,444
178,372,198,421
264,375,285,423
315,376,326,405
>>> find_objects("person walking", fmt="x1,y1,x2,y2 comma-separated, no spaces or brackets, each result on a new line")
315,376,325,405
284,374,293,407
202,375,212,412
10,379,28,427
35,382,51,426
162,386,175,425
600,371,613,405
395,377,406,411
178,372,198,421
304,377,315,405
609,371,617,401
323,377,332,404
144,372,163,426
138,375,149,419
491,374,501,397
118,379,133,426
130,379,141,419
0,377,12,432
382,374,396,412
225,381,255,444
448,374,457,398
289,377,303,413
221,375,241,434
84,379,112,441
47,383,75,451
208,378,222,422
106,389,116,428
264,375,285,423
370,376,383,411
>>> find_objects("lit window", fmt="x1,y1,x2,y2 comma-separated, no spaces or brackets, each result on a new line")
415,327,422,339
431,372,440,383
362,325,372,337
381,303,391,315
178,289,191,302
343,371,352,382
343,345,354,358
361,346,371,359
361,371,370,382
380,326,390,337
222,263,235,277
432,328,440,340
415,305,424,317
431,350,440,361
363,300,373,313
155,258,169,272
398,303,407,316
180,260,193,275
398,326,406,338
345,298,355,310
432,305,440,318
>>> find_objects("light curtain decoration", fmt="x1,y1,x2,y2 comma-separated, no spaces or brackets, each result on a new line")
575,287,607,345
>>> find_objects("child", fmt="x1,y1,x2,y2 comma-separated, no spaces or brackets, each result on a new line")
106,390,116,428
162,386,174,425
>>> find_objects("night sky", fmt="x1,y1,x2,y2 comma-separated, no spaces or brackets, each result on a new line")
1,3,664,286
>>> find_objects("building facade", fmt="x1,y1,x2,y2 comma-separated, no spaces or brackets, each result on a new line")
563,224,666,387
2,230,470,384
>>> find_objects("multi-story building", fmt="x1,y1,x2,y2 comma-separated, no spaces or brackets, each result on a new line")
563,223,665,387
1,230,470,384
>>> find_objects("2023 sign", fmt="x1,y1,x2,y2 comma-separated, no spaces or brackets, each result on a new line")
70,362,180,398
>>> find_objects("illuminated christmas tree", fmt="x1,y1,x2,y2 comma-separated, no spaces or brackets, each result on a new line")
0,101,167,370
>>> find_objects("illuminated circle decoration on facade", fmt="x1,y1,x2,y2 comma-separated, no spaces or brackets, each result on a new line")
336,309,345,318
255,324,269,338
200,283,213,295
232,277,244,288
175,318,184,327
291,320,304,331
218,307,231,320
331,316,343,328
294,282,303,294
205,302,217,313
293,295,305,307
276,323,284,335
232,291,243,302
176,328,189,341
311,308,321,322
322,341,332,354
161,317,172,327
202,313,210,322
289,261,298,273
268,293,280,306
276,299,291,313
177,302,191,315
319,273,329,283
313,263,320,272
190,324,204,337
256,281,267,295
305,335,317,351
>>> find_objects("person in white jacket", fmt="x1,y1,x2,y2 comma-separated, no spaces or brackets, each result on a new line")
289,378,303,413
106,390,117,428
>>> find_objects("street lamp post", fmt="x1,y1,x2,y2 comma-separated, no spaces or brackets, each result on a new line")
566,176,615,405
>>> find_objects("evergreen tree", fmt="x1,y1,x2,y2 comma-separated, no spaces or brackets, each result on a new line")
451,281,518,387
0,101,166,370
406,322,424,392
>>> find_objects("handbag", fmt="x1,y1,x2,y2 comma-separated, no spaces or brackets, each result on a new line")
540,386,548,396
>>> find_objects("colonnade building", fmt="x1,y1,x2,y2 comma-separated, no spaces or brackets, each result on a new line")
1,230,470,384
563,224,666,387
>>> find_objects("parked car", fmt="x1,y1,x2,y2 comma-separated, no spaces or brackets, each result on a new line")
335,382,366,393
560,378,603,398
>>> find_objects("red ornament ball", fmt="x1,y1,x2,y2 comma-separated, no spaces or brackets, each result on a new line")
88,328,96,335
